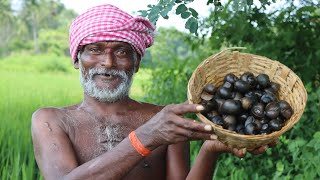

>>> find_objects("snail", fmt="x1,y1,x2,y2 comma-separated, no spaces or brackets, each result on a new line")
199,71,292,135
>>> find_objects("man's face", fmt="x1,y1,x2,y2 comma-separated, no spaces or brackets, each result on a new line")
77,41,139,102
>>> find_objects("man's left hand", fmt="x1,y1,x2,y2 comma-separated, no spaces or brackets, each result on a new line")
201,138,278,158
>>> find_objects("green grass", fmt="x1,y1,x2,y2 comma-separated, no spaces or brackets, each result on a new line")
0,68,150,179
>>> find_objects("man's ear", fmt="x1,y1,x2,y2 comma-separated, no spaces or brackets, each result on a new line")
73,60,79,69
74,52,81,69
134,56,142,73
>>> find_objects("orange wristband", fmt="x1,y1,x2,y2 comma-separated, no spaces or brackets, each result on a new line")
129,131,151,156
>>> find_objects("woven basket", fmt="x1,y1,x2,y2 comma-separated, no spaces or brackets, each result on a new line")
187,48,307,151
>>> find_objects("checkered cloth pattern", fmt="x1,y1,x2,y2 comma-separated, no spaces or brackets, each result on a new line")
69,4,156,63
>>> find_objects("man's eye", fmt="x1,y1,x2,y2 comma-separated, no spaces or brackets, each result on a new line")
89,48,102,53
116,49,127,55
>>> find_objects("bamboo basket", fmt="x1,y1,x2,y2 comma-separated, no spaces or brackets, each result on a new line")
187,49,307,150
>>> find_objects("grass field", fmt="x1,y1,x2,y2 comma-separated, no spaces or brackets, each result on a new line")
0,69,150,179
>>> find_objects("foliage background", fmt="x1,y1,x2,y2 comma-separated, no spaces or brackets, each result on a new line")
0,0,319,179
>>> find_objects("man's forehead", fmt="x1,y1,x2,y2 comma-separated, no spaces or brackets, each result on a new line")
86,41,133,48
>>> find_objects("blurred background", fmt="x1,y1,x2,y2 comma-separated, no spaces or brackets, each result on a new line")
0,0,319,179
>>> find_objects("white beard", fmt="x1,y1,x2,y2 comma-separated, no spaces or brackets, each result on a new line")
79,61,134,102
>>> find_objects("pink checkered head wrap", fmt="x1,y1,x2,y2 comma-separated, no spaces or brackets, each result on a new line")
69,4,156,63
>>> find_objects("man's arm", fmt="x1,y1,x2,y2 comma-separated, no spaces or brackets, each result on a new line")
166,142,190,180
185,140,271,180
32,108,146,180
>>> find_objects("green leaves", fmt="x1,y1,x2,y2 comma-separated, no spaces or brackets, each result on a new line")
276,161,284,174
160,3,174,18
181,11,191,19
175,4,199,34
189,8,198,18
139,1,177,24
141,1,201,34
148,6,161,23
176,4,188,15
185,17,198,33
138,10,148,17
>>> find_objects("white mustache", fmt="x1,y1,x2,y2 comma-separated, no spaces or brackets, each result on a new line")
87,68,128,80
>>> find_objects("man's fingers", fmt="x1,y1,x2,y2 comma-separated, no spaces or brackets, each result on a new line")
249,145,268,155
175,117,213,132
174,127,217,141
166,103,204,115
232,148,247,158
268,139,279,148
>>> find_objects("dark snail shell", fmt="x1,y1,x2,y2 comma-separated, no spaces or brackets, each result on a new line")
259,117,270,124
261,92,277,104
221,99,242,115
205,110,219,119
254,90,264,99
270,82,280,93
217,87,233,99
222,81,233,90
232,92,243,100
245,123,259,135
265,102,280,119
244,116,256,127
256,74,271,88
203,84,216,94
201,99,218,114
240,97,253,110
234,80,251,94
200,91,214,101
268,119,283,131
236,124,245,134
245,91,259,104
260,123,271,134
223,115,237,128
211,115,224,126
251,103,265,118
278,100,294,120
224,73,239,84
238,113,249,123
241,72,257,88
264,88,277,96
215,98,225,113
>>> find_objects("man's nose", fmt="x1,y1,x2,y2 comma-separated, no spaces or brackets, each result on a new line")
100,53,115,68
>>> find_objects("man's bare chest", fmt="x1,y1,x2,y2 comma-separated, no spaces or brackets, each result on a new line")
63,113,167,179
68,113,141,163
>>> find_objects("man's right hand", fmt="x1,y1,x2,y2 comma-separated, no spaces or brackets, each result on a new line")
135,102,217,150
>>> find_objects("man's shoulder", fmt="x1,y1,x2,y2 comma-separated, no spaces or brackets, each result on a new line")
32,107,61,118
32,104,80,119
136,101,164,113
31,107,63,127
31,106,77,131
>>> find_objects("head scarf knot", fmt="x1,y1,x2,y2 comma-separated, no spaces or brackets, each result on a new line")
69,4,156,63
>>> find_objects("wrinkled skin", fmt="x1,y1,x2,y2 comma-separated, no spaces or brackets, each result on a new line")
31,41,276,180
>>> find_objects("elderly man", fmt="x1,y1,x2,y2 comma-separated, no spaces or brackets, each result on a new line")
31,4,271,180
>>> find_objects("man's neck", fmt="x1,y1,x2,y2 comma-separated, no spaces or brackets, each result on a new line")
80,94,135,116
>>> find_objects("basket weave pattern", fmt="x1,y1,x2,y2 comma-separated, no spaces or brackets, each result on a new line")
187,50,307,150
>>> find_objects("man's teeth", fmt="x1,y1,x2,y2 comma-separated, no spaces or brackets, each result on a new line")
97,73,111,76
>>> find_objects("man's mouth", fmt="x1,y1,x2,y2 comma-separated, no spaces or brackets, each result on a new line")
94,73,120,81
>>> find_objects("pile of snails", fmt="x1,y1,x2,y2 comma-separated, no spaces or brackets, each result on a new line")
200,72,294,135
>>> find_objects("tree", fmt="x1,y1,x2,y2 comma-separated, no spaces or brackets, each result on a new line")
140,0,282,34
199,1,320,86
0,0,16,56
0,0,77,57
